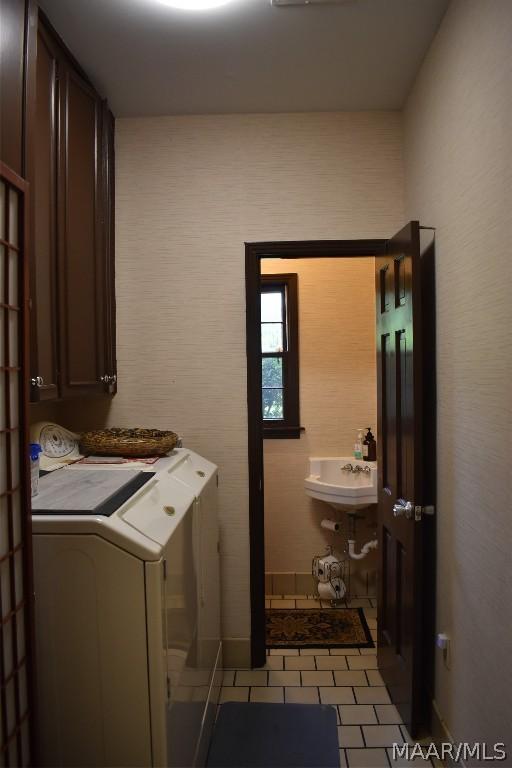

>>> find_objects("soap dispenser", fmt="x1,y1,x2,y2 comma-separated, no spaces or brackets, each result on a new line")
363,427,376,461
354,429,364,460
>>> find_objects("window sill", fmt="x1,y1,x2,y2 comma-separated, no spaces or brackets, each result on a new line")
263,425,305,440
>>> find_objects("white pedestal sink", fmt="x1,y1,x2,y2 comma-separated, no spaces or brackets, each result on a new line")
304,457,377,511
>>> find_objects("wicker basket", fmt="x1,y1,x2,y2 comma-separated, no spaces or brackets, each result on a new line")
79,428,179,457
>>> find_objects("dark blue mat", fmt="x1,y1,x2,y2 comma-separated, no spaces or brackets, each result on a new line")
207,702,340,768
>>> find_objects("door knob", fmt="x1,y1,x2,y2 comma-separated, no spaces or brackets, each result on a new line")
393,499,414,519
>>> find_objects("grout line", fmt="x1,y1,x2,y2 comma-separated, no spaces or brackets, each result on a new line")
316,686,320,705
360,724,366,748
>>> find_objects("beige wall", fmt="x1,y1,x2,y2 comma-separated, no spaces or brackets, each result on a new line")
262,257,378,587
109,112,404,665
404,0,512,748
39,112,405,665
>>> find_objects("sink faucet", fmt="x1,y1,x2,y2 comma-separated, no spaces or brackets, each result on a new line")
353,465,371,474
341,463,353,472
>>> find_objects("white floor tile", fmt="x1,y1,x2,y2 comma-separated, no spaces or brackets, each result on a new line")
300,647,329,656
348,656,379,670
339,704,378,725
235,670,267,686
316,656,348,670
284,656,316,670
363,724,403,748
269,648,299,656
249,686,284,703
333,671,368,687
270,599,296,609
284,686,319,704
354,687,391,705
301,670,335,686
222,670,235,686
338,725,365,748
386,746,433,766
366,670,385,687
330,648,361,656
339,748,348,767
262,656,284,670
219,686,249,703
296,599,321,609
319,687,356,705
360,647,378,656
268,670,301,686
366,618,377,630
346,747,389,767
375,705,403,724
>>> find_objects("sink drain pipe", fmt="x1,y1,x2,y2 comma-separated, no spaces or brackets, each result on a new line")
347,539,378,560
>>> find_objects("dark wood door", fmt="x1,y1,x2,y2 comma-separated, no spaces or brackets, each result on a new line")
58,62,106,398
0,0,26,177
30,24,60,401
376,221,431,737
100,103,117,394
0,162,35,767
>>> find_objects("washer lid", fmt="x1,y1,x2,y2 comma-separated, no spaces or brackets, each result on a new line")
119,475,194,546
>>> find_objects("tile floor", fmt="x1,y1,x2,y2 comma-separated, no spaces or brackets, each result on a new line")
220,595,433,767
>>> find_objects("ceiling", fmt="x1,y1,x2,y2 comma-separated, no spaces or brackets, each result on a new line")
39,0,449,117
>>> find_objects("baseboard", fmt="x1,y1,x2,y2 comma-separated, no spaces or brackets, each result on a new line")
430,699,465,768
265,571,377,598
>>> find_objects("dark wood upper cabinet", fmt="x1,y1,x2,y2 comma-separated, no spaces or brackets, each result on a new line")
29,14,116,401
30,24,59,400
57,62,106,398
102,104,117,394
0,0,26,176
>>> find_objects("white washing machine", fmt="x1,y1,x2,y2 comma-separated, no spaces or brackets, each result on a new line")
32,448,222,768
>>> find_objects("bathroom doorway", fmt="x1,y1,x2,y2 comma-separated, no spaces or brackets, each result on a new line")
245,227,436,737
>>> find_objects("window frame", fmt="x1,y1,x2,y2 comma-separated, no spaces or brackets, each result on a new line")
260,273,300,439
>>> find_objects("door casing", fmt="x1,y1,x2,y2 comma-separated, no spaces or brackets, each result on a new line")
245,239,387,668
245,235,436,735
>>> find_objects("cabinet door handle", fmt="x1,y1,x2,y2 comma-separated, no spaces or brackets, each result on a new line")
31,376,44,388
109,374,117,385
100,374,109,384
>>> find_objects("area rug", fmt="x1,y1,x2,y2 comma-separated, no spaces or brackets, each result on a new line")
266,607,374,649
207,702,340,768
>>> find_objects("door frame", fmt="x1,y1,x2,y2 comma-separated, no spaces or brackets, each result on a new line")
245,239,388,668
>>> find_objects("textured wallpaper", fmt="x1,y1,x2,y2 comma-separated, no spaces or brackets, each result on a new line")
56,112,405,662
404,0,512,747
262,257,377,579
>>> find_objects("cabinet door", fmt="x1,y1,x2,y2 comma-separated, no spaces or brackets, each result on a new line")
30,25,59,401
0,0,25,176
58,63,106,398
101,103,117,393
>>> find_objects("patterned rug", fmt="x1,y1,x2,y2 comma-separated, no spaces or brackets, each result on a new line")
266,607,374,649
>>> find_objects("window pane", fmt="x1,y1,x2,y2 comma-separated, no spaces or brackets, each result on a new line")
261,323,283,352
262,357,282,388
261,291,282,322
262,388,283,420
